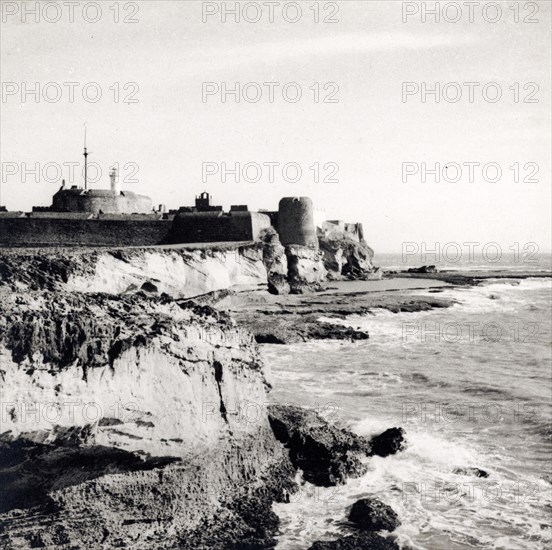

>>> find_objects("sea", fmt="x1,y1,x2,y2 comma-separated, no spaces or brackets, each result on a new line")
263,254,552,550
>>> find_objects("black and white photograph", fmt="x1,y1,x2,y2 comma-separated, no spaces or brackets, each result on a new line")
0,1,551,548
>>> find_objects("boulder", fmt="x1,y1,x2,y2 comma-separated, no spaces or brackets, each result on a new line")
140,280,158,293
406,265,438,274
267,273,290,295
308,532,399,549
285,244,327,293
268,407,407,485
268,405,371,486
368,428,405,458
250,318,369,345
453,467,489,478
348,498,400,532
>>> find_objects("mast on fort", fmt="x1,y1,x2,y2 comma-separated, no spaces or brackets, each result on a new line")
83,124,89,191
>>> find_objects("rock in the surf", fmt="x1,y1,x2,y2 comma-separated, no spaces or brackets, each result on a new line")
348,498,401,532
406,265,438,273
368,427,405,457
268,404,371,486
453,467,489,478
308,532,399,549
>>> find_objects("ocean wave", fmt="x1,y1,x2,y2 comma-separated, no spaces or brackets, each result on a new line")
275,424,551,549
269,281,551,549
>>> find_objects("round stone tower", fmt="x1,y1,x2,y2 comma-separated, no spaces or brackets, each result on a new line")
278,196,318,250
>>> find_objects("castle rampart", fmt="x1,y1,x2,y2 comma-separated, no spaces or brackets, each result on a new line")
0,211,271,248
0,217,173,248
168,211,271,244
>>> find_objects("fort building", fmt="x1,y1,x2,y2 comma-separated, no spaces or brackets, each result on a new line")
168,192,271,244
0,144,364,249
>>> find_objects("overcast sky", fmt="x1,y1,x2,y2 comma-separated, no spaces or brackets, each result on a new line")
1,0,550,253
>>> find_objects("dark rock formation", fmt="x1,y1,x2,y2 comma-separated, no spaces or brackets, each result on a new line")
387,270,552,286
453,467,489,478
0,250,96,291
229,287,454,344
368,428,405,457
253,318,369,345
267,273,290,295
140,280,159,293
178,459,297,550
301,322,369,342
308,532,399,549
406,265,438,274
0,433,181,514
268,405,371,486
348,498,401,532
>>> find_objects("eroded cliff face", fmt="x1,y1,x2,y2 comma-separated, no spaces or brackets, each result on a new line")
319,230,380,280
0,228,381,301
259,227,290,295
0,245,268,298
0,291,294,549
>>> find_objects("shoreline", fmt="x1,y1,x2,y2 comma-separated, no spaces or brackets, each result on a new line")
263,271,551,550
386,269,552,285
222,271,551,345
0,254,549,549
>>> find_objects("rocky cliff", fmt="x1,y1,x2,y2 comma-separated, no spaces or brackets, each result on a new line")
319,229,380,280
0,290,295,549
0,245,268,298
0,228,381,299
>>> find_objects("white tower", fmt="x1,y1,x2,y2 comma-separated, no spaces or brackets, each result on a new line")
109,167,120,195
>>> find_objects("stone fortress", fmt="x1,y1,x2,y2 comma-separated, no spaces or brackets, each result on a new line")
0,148,365,251
49,168,152,215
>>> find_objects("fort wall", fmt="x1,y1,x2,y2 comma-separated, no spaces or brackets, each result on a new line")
0,217,173,248
0,212,270,248
168,212,270,244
